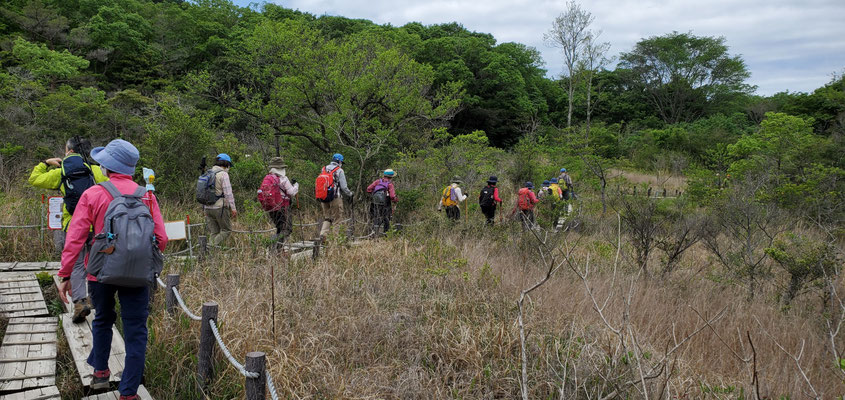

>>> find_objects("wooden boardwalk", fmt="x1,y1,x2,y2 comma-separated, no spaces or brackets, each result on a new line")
52,276,126,387
0,262,61,272
1,385,60,399
0,316,58,392
81,385,153,399
0,272,49,318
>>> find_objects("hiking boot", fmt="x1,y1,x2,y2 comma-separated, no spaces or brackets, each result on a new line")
90,369,110,390
72,299,92,323
119,395,140,400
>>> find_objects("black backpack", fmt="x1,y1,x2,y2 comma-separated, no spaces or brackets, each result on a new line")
60,155,95,215
479,186,495,207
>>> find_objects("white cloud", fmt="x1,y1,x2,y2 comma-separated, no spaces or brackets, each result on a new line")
252,0,845,95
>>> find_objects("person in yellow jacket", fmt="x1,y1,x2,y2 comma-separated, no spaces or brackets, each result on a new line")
28,137,108,323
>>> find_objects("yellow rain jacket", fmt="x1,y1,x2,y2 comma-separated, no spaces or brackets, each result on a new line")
28,154,109,231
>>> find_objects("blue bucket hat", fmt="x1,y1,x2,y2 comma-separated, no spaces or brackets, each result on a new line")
524,181,534,189
90,139,138,176
551,178,559,183
143,167,155,192
542,180,550,185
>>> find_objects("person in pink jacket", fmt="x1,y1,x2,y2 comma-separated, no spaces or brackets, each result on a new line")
57,139,167,399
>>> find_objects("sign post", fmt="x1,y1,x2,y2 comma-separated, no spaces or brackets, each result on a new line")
47,197,64,231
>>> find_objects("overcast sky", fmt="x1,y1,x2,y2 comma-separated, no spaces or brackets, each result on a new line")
234,0,845,95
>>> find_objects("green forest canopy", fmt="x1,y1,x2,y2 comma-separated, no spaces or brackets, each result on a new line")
0,0,842,214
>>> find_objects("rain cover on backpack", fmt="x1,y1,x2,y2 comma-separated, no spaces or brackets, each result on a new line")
87,181,163,287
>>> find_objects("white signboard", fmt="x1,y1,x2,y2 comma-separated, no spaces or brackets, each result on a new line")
164,220,186,241
48,196,63,230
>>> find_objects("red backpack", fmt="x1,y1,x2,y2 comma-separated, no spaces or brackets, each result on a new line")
517,188,534,211
314,166,338,202
257,174,288,211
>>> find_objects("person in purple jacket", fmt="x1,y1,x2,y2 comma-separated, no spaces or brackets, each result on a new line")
366,169,398,236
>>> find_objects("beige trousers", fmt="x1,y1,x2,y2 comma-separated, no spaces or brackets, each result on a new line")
319,197,344,238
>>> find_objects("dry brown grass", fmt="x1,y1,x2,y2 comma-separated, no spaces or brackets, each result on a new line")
608,169,687,192
147,214,843,399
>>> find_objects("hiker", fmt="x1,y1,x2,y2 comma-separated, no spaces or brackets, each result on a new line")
537,180,551,199
478,175,502,225
548,178,565,226
197,154,237,247
257,157,299,247
438,176,467,221
315,153,353,241
28,137,107,323
57,139,168,399
558,168,575,200
366,169,398,235
511,182,539,231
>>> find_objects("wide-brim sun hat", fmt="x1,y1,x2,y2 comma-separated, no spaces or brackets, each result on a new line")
384,169,396,177
487,175,498,183
268,157,287,169
542,180,550,185
525,181,534,189
450,176,463,184
90,139,139,176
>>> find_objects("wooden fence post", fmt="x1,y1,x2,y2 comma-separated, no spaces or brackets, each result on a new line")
165,274,179,316
647,187,652,197
312,237,321,260
663,188,667,197
245,352,267,400
198,301,219,388
198,235,208,260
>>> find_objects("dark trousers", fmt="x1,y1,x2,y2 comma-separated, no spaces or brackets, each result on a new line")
88,281,149,396
445,205,460,220
370,203,392,234
268,207,292,243
480,204,496,225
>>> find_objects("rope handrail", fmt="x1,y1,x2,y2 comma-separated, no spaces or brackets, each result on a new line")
209,319,260,379
171,287,202,321
156,276,166,288
0,224,43,229
266,372,279,400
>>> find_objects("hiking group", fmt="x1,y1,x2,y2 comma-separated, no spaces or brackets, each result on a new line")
30,138,167,400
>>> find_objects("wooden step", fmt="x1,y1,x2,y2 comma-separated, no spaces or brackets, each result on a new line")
81,384,153,399
0,316,57,392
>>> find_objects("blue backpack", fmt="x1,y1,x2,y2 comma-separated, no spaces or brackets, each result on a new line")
87,181,163,287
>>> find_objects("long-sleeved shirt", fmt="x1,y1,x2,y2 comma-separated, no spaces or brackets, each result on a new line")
59,174,168,280
558,173,573,188
28,154,108,230
438,184,467,210
325,162,353,198
479,185,502,204
274,173,299,199
204,166,236,211
367,178,397,202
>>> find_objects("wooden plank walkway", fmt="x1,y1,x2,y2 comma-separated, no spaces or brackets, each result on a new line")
53,275,126,387
0,316,57,392
81,384,152,400
0,272,48,318
1,385,60,399
0,262,60,272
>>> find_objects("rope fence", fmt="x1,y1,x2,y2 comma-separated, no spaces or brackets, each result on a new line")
162,272,279,399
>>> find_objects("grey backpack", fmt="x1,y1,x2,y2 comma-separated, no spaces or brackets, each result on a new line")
87,181,163,287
